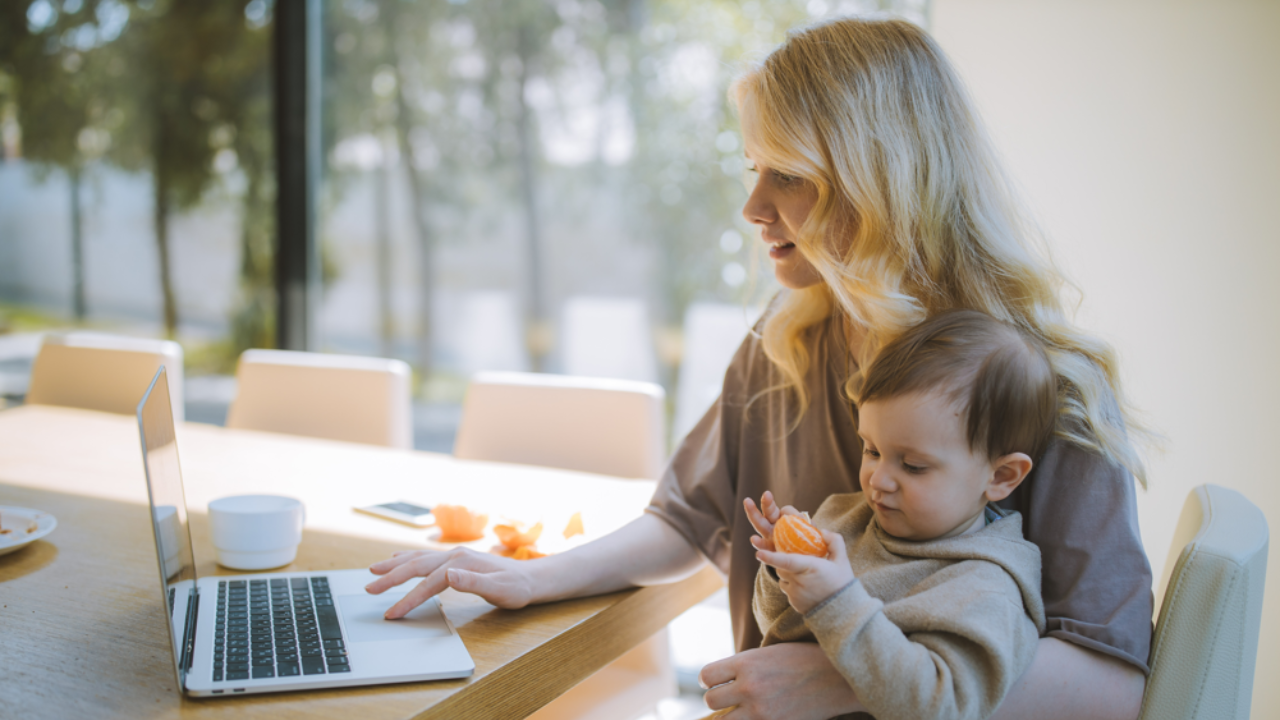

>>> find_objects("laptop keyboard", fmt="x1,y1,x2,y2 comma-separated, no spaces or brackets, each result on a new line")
212,577,350,682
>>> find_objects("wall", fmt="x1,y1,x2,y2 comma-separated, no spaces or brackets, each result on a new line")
932,1,1280,715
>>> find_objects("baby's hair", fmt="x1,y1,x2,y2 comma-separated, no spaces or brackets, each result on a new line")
856,309,1058,462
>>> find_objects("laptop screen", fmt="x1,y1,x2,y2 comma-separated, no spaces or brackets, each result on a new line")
137,366,199,689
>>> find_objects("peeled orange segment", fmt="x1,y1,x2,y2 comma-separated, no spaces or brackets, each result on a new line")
494,521,543,550
511,546,547,560
774,513,828,557
492,544,548,560
563,512,584,539
434,504,489,542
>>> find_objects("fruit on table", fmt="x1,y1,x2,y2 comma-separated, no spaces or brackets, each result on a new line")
434,504,489,542
494,544,547,560
774,513,828,556
494,521,543,550
562,512,584,539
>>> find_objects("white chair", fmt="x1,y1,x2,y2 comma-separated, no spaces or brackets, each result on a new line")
453,370,676,720
25,331,185,423
455,290,528,375
560,296,659,384
225,349,412,449
1139,484,1269,720
454,371,666,480
671,302,762,445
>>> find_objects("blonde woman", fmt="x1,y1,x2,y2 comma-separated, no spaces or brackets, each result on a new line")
367,17,1151,720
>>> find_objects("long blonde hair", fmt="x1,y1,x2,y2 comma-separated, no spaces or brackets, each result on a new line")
731,17,1148,485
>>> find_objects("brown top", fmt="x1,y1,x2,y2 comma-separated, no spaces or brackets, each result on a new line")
647,309,1154,672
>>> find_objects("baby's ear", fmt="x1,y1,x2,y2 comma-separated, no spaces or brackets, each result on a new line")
986,453,1033,502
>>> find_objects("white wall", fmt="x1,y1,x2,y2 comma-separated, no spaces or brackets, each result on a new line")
932,1,1280,715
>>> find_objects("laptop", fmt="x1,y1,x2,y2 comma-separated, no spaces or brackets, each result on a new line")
136,366,474,697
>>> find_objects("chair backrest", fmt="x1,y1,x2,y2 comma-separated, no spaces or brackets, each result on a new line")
453,371,666,479
455,290,528,375
560,296,658,384
1139,484,1269,720
672,302,761,445
225,349,413,449
26,332,185,423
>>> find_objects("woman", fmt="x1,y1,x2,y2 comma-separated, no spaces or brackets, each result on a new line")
366,17,1152,720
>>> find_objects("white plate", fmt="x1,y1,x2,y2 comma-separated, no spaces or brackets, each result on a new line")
0,506,57,557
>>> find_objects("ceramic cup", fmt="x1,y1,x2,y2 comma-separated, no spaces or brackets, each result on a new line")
208,495,305,570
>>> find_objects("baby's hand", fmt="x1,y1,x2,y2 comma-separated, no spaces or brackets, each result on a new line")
744,491,784,552
755,529,853,615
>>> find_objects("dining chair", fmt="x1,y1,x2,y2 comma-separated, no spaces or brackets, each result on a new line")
453,370,676,720
671,302,762,446
454,371,666,480
559,296,659,384
225,349,413,449
1139,484,1269,720
26,331,185,422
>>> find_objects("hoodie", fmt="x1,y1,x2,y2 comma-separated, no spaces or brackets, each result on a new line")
754,492,1045,720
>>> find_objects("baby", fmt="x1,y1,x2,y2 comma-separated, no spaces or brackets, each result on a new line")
746,309,1056,720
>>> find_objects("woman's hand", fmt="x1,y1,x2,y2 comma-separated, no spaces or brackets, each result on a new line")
366,547,535,618
699,643,863,719
753,529,853,614
366,514,706,619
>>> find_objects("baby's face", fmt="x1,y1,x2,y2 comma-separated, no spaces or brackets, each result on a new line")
857,391,998,541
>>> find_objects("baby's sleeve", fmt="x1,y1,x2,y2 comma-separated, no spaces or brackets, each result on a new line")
752,561,810,646
804,565,1040,720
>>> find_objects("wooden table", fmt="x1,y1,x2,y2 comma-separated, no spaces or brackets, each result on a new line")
0,405,721,719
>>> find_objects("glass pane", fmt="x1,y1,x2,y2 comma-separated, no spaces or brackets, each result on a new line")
0,0,275,421
318,0,930,451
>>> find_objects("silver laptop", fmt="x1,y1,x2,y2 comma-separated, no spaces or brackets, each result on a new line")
136,366,474,697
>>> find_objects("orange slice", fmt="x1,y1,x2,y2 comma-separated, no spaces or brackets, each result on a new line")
774,513,828,557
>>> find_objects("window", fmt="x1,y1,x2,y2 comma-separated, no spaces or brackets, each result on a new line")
0,0,929,443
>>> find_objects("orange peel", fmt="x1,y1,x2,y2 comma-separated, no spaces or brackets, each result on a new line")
434,504,488,542
494,521,543,550
492,544,548,560
563,512,584,539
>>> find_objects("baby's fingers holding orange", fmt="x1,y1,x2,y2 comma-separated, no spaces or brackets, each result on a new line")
759,491,782,523
743,498,776,539
820,529,848,563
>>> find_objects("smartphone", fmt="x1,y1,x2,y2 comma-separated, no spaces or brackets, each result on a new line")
355,501,435,527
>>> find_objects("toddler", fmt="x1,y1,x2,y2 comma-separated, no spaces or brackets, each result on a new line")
747,309,1056,720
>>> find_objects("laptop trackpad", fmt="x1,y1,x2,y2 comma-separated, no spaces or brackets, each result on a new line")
337,594,452,642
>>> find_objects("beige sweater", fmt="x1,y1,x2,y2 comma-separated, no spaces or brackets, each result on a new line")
754,493,1046,720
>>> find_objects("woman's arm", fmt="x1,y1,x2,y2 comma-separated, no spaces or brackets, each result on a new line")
366,512,705,617
699,637,1144,720
990,637,1144,720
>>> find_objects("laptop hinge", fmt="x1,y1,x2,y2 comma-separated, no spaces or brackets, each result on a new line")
179,586,199,682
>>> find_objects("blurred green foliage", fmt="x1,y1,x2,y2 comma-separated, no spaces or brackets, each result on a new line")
1,0,926,386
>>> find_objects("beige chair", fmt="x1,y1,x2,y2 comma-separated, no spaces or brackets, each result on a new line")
26,331,185,423
225,349,412,449
1139,484,1269,720
453,370,676,720
454,371,666,480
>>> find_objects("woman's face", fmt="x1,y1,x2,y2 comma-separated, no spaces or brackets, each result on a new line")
741,141,824,290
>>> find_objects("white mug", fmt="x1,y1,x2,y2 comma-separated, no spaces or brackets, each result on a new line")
208,495,305,570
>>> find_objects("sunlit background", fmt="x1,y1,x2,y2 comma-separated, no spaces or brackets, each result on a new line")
0,1,929,713
0,0,927,453
4,1,1277,717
